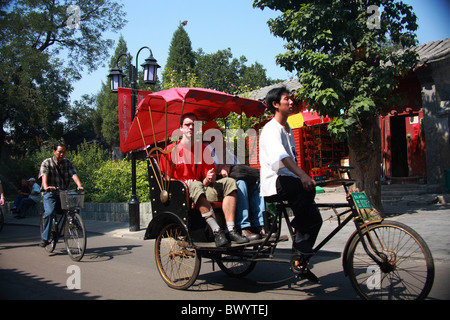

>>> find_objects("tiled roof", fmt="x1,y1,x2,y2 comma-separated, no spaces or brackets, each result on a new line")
244,79,302,101
411,38,450,66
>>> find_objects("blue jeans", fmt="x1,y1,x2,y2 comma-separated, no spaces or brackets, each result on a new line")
17,198,37,218
42,192,60,241
235,180,265,229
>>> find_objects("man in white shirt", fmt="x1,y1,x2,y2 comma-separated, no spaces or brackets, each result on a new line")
259,86,322,256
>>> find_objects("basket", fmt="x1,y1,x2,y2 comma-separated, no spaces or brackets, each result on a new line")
59,190,85,210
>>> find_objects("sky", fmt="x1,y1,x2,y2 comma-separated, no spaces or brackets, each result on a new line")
69,0,450,103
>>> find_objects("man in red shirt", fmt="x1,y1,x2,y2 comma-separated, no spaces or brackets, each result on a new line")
160,113,248,247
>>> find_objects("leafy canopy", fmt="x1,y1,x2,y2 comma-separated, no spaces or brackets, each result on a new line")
253,0,418,138
0,0,126,156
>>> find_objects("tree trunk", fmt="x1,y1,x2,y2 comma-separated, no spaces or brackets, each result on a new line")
347,116,384,216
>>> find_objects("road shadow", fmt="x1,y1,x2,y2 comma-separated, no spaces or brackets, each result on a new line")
0,223,143,263
81,244,143,263
383,203,450,217
185,248,358,299
0,268,101,300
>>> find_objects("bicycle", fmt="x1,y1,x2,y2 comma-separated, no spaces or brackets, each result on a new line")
39,189,87,262
148,164,435,300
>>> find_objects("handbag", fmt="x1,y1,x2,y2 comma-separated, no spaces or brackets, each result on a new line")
228,164,260,185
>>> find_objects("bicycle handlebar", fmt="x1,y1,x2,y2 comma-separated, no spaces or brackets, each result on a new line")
327,165,354,171
315,178,355,187
45,187,84,194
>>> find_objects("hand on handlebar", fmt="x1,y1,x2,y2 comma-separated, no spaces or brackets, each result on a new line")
45,186,84,192
300,173,316,192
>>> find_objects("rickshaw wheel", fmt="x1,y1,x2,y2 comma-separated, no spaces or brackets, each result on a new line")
155,223,201,290
216,246,257,278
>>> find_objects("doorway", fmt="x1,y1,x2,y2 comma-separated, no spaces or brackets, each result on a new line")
390,116,408,177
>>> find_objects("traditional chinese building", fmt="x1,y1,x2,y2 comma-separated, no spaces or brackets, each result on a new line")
247,38,450,191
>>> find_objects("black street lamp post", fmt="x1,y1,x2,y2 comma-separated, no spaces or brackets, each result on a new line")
108,47,160,232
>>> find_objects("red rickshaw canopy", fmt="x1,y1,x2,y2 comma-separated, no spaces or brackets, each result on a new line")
121,87,267,153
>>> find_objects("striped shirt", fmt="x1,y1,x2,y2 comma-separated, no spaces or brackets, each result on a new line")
39,156,78,191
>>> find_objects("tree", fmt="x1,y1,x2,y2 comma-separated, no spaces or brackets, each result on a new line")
253,0,418,214
195,48,279,94
239,61,274,92
0,0,127,158
64,94,98,148
195,48,241,93
162,24,196,88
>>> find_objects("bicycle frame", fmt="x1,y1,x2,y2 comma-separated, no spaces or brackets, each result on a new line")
238,172,386,271
51,210,69,241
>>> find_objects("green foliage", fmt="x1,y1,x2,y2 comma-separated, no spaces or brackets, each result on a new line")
254,0,419,139
52,140,104,199
162,66,198,90
88,159,149,203
67,141,149,203
23,141,150,203
195,48,277,94
1,0,127,158
161,24,278,94
194,48,241,93
163,25,196,89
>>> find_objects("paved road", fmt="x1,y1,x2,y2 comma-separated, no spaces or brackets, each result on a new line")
1,202,449,302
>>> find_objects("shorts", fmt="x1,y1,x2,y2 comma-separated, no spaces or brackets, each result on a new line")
188,177,237,203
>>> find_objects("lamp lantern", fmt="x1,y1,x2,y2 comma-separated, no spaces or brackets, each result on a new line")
108,66,125,93
141,54,160,85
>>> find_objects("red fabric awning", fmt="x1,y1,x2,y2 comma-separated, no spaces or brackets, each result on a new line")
121,87,267,153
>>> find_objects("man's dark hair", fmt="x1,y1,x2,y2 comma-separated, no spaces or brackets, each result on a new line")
265,86,290,114
53,141,67,151
180,113,198,126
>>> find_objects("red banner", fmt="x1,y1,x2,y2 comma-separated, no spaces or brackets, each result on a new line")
118,88,132,148
137,90,152,104
118,88,152,149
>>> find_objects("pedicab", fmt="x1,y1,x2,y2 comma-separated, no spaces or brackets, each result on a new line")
120,87,435,300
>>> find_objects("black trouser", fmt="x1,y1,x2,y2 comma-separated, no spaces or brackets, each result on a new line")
267,175,322,246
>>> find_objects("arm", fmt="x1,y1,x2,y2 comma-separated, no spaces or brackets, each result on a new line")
30,185,40,195
0,183,4,206
72,175,83,191
281,157,316,191
41,174,56,192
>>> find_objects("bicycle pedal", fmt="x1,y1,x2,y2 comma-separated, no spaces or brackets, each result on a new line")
295,268,320,283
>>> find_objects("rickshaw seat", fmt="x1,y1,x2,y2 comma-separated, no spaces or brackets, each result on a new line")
147,155,223,212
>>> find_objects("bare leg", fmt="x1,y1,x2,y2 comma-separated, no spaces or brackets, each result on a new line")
196,194,213,216
222,190,236,223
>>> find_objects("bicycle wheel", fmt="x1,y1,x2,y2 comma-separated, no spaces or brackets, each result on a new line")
346,220,434,300
64,212,87,262
40,211,57,253
155,223,201,290
216,248,257,278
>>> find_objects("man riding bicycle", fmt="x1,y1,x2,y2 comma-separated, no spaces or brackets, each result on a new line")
38,141,83,247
